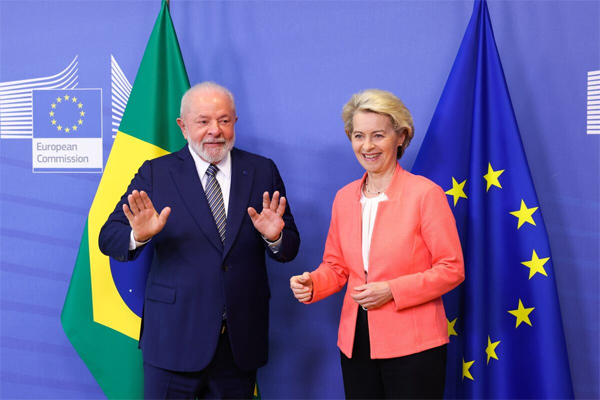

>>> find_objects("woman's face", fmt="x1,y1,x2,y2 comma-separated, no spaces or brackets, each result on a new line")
351,111,405,175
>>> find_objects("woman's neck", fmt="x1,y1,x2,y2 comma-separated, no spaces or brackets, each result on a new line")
364,164,396,197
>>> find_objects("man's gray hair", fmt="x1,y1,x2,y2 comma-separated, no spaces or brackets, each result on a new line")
180,81,236,117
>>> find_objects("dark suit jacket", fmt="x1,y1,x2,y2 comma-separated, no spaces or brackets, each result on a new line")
99,146,300,372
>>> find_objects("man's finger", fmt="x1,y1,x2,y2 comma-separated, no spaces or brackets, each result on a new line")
270,191,280,212
123,204,134,222
134,192,146,212
276,196,287,217
247,207,259,221
140,191,154,211
158,207,171,226
262,192,270,210
128,194,140,214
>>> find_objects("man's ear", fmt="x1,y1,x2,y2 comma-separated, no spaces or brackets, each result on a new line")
177,118,187,139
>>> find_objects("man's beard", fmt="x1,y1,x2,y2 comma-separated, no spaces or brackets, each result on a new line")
188,133,235,163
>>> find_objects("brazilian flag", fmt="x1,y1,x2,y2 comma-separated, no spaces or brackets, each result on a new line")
61,1,189,398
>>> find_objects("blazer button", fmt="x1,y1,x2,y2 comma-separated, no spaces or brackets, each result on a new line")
222,265,229,271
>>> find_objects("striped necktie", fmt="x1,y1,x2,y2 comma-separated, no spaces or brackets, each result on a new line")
205,164,226,244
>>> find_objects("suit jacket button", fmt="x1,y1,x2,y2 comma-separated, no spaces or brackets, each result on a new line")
222,265,229,271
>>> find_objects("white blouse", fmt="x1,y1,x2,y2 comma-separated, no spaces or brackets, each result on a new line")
360,191,388,273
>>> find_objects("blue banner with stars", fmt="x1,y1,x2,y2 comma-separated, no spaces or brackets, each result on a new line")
412,1,574,398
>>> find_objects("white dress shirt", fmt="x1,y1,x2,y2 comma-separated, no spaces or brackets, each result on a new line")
359,191,388,273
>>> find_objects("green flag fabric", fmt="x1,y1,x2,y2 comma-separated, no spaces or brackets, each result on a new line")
61,1,190,398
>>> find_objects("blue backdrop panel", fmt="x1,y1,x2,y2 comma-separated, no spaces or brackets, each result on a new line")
0,1,597,399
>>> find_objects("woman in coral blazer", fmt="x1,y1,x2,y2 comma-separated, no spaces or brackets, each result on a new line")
291,89,464,399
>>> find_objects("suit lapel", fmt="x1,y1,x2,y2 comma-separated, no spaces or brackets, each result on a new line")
170,146,223,252
223,148,255,259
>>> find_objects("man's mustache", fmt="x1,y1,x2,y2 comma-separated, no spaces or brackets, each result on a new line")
202,138,227,144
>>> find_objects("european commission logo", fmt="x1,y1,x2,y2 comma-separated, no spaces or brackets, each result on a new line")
0,55,133,173
32,89,102,172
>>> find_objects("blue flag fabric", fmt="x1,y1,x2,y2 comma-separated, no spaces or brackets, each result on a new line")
412,1,574,398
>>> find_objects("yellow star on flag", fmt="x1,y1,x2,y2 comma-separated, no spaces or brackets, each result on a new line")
72,97,77,102
51,119,57,125
445,177,468,206
51,103,56,109
448,318,458,337
78,119,83,125
72,125,78,131
56,97,62,103
64,94,70,100
78,103,83,109
49,111,55,117
483,163,504,192
57,125,63,131
509,200,538,229
486,336,500,364
65,127,70,133
80,111,85,117
462,358,475,381
508,299,534,328
521,250,549,279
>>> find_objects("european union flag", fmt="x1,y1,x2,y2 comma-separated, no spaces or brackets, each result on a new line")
412,1,574,398
33,89,102,139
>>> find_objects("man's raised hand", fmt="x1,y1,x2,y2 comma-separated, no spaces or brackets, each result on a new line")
123,190,171,242
247,191,286,241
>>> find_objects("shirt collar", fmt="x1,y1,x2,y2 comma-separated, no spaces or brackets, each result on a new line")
188,144,232,179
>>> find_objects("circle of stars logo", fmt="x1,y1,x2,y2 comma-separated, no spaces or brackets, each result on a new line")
49,94,85,134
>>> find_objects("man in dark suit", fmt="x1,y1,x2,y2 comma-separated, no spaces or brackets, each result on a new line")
99,81,300,399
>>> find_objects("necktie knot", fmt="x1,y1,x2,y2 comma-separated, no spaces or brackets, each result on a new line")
206,164,219,178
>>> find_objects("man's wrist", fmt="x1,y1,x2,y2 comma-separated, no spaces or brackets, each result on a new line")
130,230,151,250
133,231,150,243
263,232,282,243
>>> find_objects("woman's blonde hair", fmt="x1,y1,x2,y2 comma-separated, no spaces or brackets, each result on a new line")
342,89,414,159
